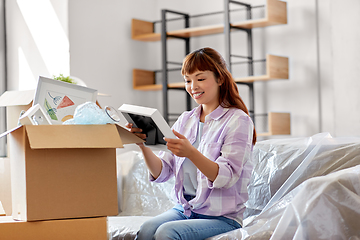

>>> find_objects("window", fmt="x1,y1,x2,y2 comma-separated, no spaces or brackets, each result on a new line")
0,0,6,157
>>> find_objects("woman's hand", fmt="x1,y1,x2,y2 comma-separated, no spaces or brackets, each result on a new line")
164,130,196,158
125,123,146,146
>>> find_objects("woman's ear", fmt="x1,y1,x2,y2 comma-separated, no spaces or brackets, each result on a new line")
217,77,223,86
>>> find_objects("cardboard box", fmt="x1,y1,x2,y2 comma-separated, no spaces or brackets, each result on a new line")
0,216,108,240
1,124,143,221
0,159,11,216
0,90,34,214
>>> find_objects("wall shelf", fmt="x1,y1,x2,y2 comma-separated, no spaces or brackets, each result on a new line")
131,0,290,137
133,54,288,89
234,54,288,83
257,112,291,136
133,69,185,91
131,0,287,42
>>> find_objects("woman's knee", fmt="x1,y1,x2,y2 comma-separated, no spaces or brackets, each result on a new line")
154,223,180,240
136,220,160,240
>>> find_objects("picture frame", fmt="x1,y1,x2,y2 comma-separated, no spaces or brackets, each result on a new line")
19,104,52,126
118,104,176,146
33,76,98,124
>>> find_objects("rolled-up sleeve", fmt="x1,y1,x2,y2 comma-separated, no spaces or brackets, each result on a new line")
150,151,174,183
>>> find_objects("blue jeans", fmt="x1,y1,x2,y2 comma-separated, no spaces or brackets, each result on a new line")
135,205,241,240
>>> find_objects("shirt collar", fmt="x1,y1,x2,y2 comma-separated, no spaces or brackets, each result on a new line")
190,104,229,121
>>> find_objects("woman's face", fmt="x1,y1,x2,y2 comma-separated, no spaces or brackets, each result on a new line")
184,70,221,110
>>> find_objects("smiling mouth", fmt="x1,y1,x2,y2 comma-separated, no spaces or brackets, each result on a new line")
192,92,204,99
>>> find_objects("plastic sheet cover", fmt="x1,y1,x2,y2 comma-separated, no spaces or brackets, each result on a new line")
210,133,360,239
109,133,360,240
245,132,360,217
116,150,175,217
209,165,360,240
110,149,174,240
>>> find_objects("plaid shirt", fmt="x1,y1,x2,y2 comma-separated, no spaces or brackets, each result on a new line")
152,105,254,225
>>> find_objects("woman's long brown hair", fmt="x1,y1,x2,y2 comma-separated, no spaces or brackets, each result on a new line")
181,47,257,145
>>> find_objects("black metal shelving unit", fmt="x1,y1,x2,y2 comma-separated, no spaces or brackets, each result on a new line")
158,0,257,123
131,0,290,136
160,9,191,123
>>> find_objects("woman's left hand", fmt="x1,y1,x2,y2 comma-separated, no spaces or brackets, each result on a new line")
164,130,195,158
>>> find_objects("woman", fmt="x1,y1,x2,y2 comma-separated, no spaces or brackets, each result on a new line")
128,47,256,240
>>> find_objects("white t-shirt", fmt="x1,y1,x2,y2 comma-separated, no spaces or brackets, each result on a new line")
182,122,204,196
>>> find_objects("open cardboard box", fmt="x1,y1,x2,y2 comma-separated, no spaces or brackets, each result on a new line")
0,124,144,221
0,216,107,240
0,90,34,217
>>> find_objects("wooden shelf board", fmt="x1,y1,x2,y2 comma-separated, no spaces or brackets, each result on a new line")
169,82,186,89
131,0,287,41
256,112,291,137
134,82,185,91
231,18,283,29
132,0,287,41
257,132,272,137
132,18,285,41
234,54,289,83
168,24,224,38
132,33,161,42
235,75,272,83
134,84,162,91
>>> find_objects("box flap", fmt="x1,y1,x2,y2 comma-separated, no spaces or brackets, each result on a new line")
115,124,145,145
25,125,125,149
0,90,35,107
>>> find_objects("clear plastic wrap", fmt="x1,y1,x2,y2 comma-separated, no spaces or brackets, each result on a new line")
109,133,360,240
108,216,153,240
209,165,360,240
63,102,115,125
245,133,360,217
116,150,175,216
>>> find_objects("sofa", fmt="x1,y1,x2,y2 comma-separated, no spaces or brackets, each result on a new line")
108,133,360,240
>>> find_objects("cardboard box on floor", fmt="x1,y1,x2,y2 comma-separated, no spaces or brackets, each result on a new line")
0,124,144,221
0,216,108,240
0,90,33,216
0,161,11,216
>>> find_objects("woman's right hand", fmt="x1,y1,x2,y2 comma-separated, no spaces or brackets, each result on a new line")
125,123,147,145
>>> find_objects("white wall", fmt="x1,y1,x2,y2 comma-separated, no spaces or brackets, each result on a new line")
69,0,162,110
6,0,360,139
322,0,360,137
6,0,69,91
